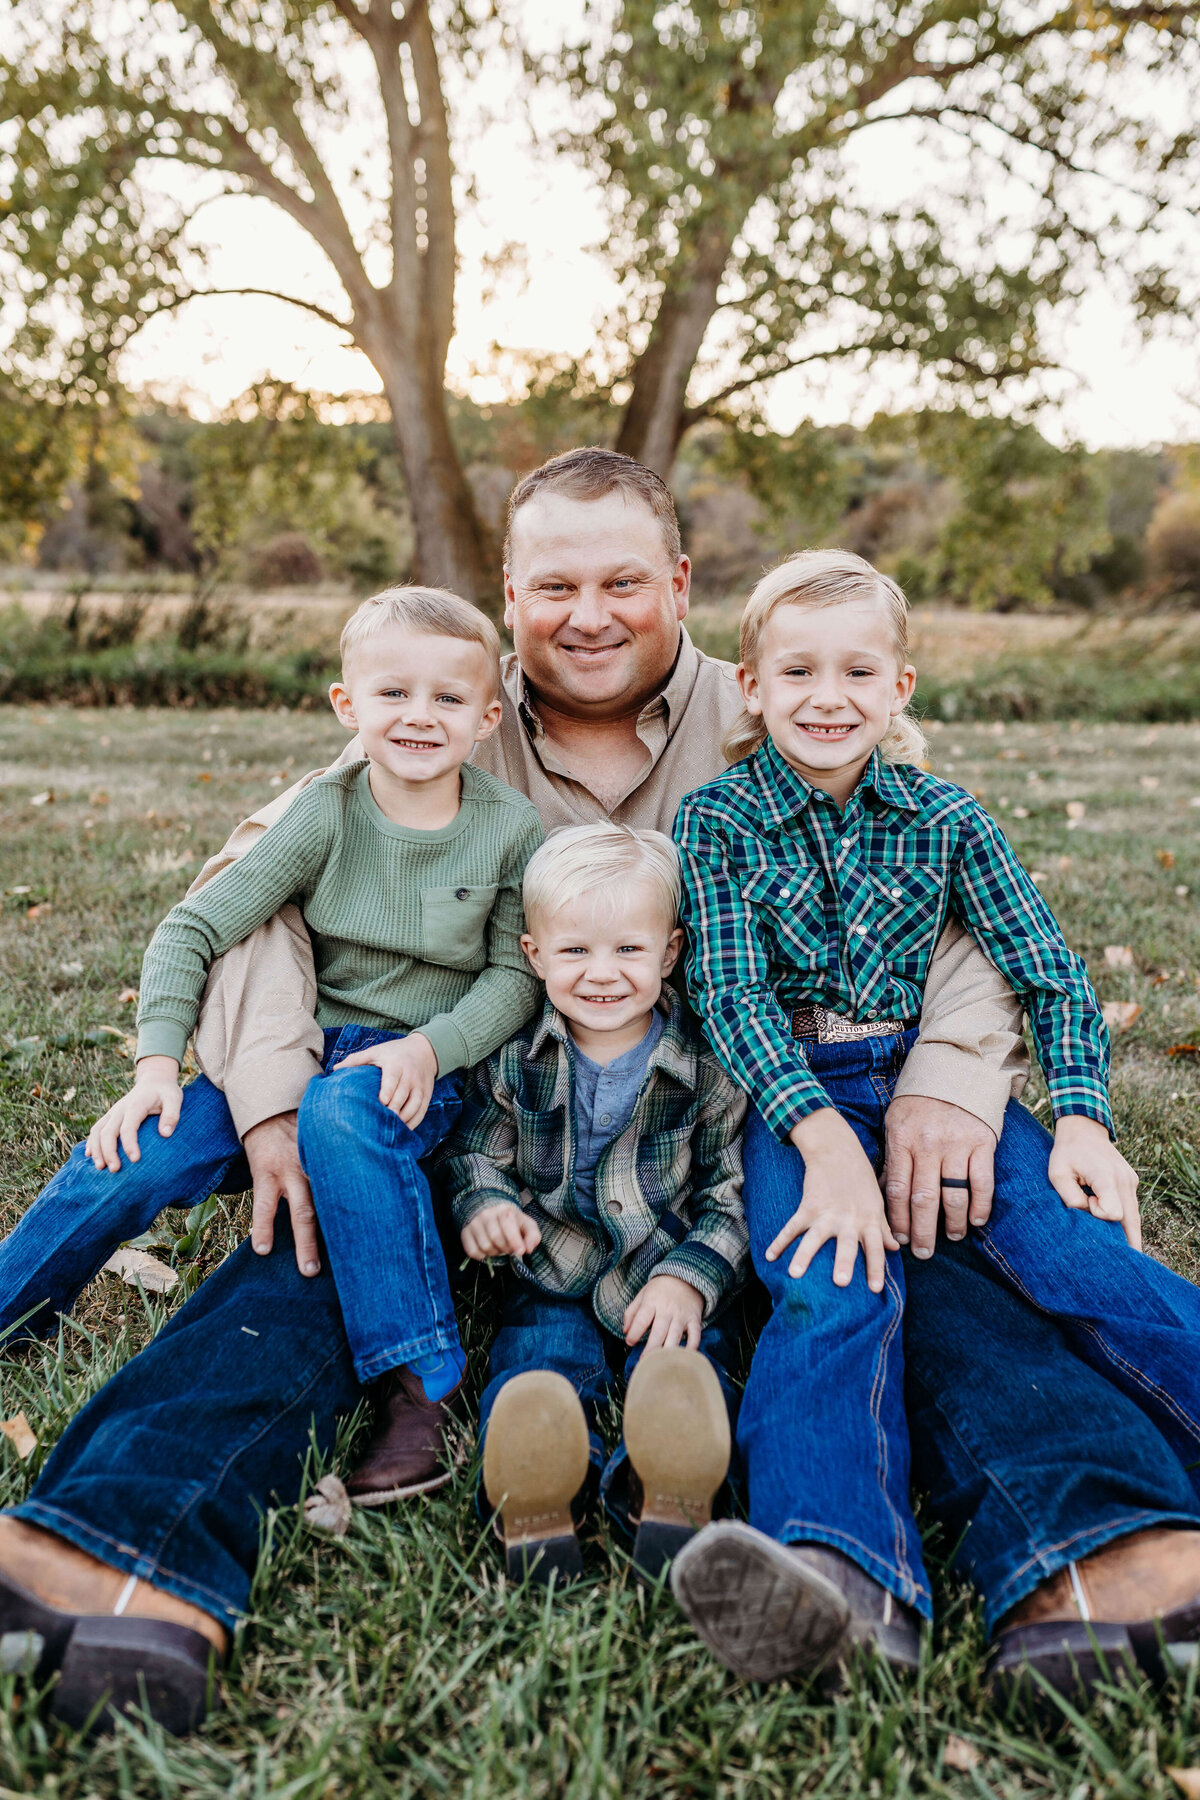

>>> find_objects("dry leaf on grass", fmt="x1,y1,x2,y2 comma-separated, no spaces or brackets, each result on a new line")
1167,1770,1200,1799
1066,800,1087,819
0,1414,38,1459
118,987,138,1005
1141,775,1160,791
304,1474,352,1537
943,1735,982,1773
1103,944,1135,968
1102,1001,1142,1033
102,1248,178,1293
1158,849,1177,869
1168,1044,1200,1059
28,791,53,807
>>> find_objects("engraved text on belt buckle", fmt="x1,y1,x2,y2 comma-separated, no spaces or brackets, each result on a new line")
791,1005,903,1044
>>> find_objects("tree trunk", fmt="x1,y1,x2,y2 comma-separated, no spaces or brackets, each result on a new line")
614,218,736,478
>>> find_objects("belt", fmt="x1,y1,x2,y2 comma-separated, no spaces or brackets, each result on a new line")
789,1004,906,1044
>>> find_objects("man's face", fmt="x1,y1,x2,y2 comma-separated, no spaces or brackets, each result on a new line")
504,490,690,720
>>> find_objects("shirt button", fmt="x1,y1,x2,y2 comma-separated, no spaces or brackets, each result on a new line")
891,887,902,898
610,1199,623,1214
780,890,790,900
854,923,868,935
866,1009,878,1019
455,887,470,901
599,1113,611,1126
840,837,852,848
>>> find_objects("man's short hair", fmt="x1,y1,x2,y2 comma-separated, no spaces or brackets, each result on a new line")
522,823,681,934
339,585,502,693
504,447,682,566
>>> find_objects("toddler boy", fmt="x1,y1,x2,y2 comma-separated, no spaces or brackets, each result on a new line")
0,586,544,1501
438,824,748,1583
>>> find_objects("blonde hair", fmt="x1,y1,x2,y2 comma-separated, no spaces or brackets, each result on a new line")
522,823,681,934
339,585,502,693
722,549,927,767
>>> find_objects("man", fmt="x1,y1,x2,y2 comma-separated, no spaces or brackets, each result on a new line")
3,449,1199,1732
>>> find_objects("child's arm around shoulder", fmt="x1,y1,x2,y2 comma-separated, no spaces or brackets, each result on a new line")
434,1040,542,1262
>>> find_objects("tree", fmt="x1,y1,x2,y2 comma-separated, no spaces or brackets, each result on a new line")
551,0,1200,475
0,1,498,608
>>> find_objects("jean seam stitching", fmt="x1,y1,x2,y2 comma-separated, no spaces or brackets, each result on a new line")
905,1369,1045,1572
993,1511,1191,1608
871,1264,913,1586
13,1503,235,1615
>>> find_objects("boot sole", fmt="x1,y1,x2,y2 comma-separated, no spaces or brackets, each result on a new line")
0,1568,77,1679
671,1521,851,1682
52,1616,217,1736
988,1620,1137,1709
483,1371,590,1587
624,1348,730,1580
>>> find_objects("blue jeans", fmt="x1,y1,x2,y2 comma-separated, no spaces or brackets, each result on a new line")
0,1026,463,1385
476,1280,743,1536
741,1028,1200,1626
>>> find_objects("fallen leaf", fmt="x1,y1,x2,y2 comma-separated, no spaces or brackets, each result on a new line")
1102,1001,1142,1033
61,1086,76,1104
1012,805,1030,818
1177,885,1191,897
1167,1044,1200,1059
29,1083,41,1099
1167,1770,1200,1800
1153,972,1172,987
58,960,83,976
304,1474,352,1537
7,885,31,896
0,1414,38,1460
1103,945,1134,968
1030,870,1047,883
102,1248,179,1294
28,790,53,807
1141,775,1160,791
1158,849,1176,869
1056,855,1072,871
196,771,212,783
118,987,139,1005
1066,800,1087,819
943,1735,982,1773
88,790,109,806
25,904,51,919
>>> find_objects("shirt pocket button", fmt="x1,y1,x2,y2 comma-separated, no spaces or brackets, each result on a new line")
455,887,470,901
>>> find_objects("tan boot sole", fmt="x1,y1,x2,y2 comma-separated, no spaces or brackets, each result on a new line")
483,1371,590,1584
624,1348,731,1577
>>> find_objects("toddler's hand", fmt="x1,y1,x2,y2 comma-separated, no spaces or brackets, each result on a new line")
460,1202,542,1261
1049,1115,1141,1250
86,1056,182,1172
623,1273,704,1350
768,1108,898,1293
333,1032,439,1128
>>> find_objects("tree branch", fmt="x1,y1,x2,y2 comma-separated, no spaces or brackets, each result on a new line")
139,286,356,336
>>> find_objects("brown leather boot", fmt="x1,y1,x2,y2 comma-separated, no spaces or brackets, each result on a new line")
345,1367,463,1505
0,1516,226,1735
990,1526,1200,1705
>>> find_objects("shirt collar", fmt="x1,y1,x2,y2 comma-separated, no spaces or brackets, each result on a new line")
751,738,922,824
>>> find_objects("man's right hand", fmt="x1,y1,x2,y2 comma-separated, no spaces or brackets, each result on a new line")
243,1111,321,1276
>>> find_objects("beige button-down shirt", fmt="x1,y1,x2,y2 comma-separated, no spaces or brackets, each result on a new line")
190,630,1028,1137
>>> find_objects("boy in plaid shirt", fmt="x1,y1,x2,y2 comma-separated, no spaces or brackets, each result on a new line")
438,824,748,1585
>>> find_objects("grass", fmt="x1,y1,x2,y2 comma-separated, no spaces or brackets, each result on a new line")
2,706,1200,1795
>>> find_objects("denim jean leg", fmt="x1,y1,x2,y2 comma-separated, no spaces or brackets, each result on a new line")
0,1074,247,1345
903,1236,1200,1632
739,1096,930,1615
476,1283,613,1524
298,1041,463,1385
9,1213,361,1631
975,1099,1200,1486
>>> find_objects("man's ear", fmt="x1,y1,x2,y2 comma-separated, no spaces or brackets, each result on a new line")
661,925,685,978
890,664,918,715
503,567,516,632
475,695,504,743
736,662,763,716
329,681,358,732
672,554,691,622
519,932,545,978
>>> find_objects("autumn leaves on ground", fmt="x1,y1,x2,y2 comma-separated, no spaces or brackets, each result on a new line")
1,706,1200,1798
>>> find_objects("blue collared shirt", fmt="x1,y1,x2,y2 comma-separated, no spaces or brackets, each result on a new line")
570,1010,666,1220
674,739,1111,1142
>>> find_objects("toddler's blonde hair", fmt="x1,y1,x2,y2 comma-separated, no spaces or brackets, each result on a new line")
723,549,927,767
522,823,681,935
340,585,502,694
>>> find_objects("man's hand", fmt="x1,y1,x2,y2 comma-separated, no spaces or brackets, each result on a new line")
243,1111,321,1277
86,1056,182,1172
883,1095,997,1259
623,1274,705,1349
1049,1115,1141,1250
769,1109,898,1293
333,1032,439,1129
461,1201,543,1262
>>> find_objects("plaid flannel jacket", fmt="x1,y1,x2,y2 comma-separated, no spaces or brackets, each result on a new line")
674,739,1112,1143
437,990,748,1335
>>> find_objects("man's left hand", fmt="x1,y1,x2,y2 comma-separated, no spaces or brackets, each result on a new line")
883,1095,997,1259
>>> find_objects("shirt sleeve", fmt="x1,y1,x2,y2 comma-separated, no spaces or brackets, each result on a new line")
650,1058,749,1316
417,807,545,1076
437,1054,526,1231
674,796,834,1140
950,805,1112,1132
136,784,333,1066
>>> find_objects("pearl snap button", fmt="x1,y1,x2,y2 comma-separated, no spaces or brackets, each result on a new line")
891,887,902,898
840,836,852,847
854,923,868,935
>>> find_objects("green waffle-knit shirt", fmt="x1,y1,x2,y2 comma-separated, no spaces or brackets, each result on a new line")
136,759,544,1075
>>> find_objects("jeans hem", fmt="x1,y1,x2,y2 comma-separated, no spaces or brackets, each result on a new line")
776,1521,933,1618
984,1508,1200,1634
7,1501,237,1632
356,1324,463,1385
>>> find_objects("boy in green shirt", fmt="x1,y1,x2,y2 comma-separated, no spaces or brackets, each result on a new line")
0,586,543,1500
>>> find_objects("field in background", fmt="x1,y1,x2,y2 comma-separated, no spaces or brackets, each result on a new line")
1,707,1200,1794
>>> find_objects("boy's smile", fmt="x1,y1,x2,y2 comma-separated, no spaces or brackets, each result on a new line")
520,884,684,1065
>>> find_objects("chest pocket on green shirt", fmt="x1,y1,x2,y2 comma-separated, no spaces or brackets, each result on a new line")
420,885,498,969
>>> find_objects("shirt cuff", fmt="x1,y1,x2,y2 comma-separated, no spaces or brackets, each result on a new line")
891,1042,1015,1140
1048,1083,1115,1138
651,1243,737,1319
136,1020,189,1066
416,1015,471,1078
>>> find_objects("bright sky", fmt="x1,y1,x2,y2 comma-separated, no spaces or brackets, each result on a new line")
121,17,1198,453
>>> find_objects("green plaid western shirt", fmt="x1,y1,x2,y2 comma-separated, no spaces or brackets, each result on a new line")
436,990,748,1335
673,739,1112,1143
